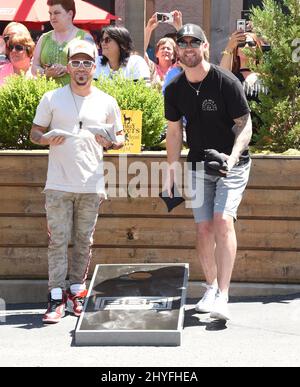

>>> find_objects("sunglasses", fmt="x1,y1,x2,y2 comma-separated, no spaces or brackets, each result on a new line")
177,38,203,49
100,36,112,45
237,41,257,48
8,44,27,52
69,60,94,69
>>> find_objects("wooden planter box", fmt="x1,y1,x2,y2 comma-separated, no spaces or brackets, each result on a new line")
0,151,299,283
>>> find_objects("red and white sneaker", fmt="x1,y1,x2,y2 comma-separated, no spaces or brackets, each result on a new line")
66,289,88,317
42,293,66,324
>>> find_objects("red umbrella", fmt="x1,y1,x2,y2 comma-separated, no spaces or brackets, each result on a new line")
0,0,119,30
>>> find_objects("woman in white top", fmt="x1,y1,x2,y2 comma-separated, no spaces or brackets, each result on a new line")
94,26,150,82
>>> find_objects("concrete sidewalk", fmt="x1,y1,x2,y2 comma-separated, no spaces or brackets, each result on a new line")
1,294,300,367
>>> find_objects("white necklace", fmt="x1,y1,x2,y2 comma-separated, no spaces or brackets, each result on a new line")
69,86,83,129
186,78,203,96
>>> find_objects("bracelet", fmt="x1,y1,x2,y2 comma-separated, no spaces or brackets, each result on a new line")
221,50,233,56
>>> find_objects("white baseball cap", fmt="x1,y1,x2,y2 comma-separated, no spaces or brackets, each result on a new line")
68,39,97,61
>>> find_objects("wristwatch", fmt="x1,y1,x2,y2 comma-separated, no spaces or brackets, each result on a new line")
105,142,115,151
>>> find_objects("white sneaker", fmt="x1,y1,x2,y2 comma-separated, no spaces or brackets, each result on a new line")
195,285,218,313
210,291,231,321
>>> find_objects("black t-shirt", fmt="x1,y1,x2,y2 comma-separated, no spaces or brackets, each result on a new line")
164,64,250,162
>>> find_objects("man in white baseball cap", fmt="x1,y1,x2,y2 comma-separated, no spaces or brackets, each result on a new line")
67,39,97,61
30,35,124,325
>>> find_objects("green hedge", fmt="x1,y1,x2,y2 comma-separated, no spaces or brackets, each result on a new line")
0,75,58,149
95,75,166,148
0,74,166,150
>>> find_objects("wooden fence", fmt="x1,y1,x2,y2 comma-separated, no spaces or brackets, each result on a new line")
0,151,299,283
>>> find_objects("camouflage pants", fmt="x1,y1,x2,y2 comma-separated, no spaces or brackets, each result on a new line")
45,190,103,291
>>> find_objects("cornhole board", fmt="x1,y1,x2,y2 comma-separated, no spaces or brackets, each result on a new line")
75,263,189,346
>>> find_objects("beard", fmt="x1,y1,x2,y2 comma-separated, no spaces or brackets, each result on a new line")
178,51,203,68
74,73,89,86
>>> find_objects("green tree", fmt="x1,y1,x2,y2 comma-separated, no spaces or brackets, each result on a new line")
250,0,300,151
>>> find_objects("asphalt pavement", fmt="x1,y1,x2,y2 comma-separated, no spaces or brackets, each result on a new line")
1,294,300,367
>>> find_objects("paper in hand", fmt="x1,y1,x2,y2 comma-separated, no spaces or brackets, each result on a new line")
43,129,78,139
159,184,185,213
86,124,117,142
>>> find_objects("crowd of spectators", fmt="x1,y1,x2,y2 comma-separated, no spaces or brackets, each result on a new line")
0,0,267,120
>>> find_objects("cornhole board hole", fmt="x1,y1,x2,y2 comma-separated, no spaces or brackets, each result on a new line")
75,263,189,346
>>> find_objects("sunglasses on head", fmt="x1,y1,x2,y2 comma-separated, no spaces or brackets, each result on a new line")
100,36,112,45
8,44,27,52
177,38,203,49
237,41,257,48
69,59,94,69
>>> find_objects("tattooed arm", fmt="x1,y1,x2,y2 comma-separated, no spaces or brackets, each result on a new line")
30,124,65,146
227,113,252,171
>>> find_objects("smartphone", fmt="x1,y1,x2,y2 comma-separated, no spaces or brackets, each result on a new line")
236,19,246,33
156,12,174,23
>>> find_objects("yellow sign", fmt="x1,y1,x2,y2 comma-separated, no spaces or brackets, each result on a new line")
108,110,143,154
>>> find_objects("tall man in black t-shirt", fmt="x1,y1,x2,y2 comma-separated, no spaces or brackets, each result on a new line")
164,24,252,321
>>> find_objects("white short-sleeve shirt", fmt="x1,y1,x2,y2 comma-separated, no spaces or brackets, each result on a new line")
94,54,150,81
33,85,123,195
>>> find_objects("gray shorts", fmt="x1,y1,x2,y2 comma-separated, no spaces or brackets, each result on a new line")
188,159,251,223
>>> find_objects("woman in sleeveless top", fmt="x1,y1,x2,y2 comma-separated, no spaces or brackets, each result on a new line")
32,0,93,85
220,30,267,101
220,30,268,140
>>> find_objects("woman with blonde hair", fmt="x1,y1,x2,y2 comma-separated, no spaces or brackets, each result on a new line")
2,22,31,44
144,10,182,87
32,0,93,84
0,32,35,86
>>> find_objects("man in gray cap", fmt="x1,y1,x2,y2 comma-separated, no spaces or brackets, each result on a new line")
164,24,252,321
30,39,124,324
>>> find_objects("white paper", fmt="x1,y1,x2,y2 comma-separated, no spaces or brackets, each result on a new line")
43,129,79,139
86,124,117,142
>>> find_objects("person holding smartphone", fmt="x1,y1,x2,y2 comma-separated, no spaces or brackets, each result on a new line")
220,28,265,101
220,27,268,140
144,10,183,87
